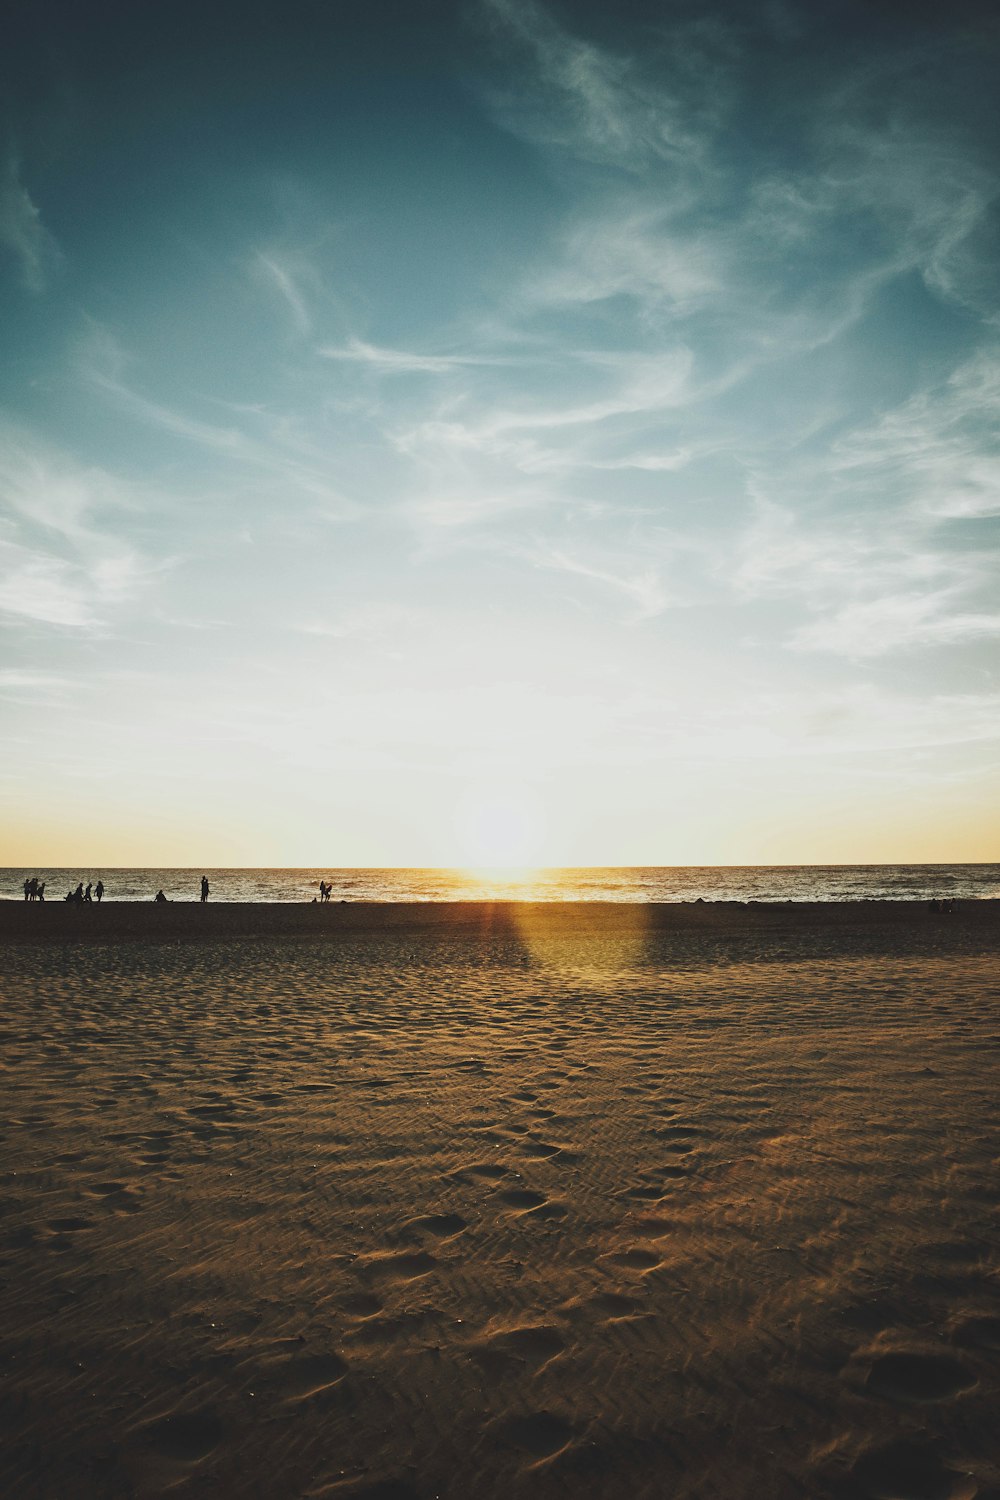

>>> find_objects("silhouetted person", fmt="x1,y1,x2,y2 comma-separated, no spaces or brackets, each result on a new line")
28,877,38,902
23,878,30,902
84,882,93,903
154,889,168,903
37,882,45,903
73,882,84,905
95,879,104,903
64,889,74,902
200,875,209,903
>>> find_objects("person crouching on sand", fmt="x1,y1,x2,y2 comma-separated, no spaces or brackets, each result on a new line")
154,890,168,903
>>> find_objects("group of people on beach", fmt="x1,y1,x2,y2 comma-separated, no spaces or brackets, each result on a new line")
153,877,210,903
317,880,334,902
65,880,104,904
22,876,213,904
23,877,105,904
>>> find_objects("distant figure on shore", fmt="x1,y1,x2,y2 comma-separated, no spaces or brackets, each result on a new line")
37,881,45,903
318,880,332,903
23,878,30,902
73,882,84,905
84,882,93,903
154,889,168,903
200,875,210,903
95,879,104,903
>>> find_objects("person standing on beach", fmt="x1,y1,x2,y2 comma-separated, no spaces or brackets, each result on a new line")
37,881,45,902
200,875,210,903
84,882,93,903
95,879,104,903
23,878,30,901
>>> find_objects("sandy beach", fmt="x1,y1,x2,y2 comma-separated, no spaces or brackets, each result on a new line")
1,900,998,1499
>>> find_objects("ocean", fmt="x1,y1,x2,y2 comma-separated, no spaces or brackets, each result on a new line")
5,865,1000,904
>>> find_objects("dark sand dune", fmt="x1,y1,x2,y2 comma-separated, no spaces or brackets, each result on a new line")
1,902,998,1498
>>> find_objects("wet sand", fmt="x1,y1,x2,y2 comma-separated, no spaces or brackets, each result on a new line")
1,901,998,1498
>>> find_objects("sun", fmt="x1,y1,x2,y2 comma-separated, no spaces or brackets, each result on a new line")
454,784,545,867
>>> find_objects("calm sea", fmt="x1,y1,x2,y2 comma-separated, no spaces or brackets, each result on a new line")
5,866,1000,904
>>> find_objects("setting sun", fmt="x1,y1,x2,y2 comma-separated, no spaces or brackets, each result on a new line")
453,784,546,867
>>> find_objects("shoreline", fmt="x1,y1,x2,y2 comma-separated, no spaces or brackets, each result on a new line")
3,895,998,954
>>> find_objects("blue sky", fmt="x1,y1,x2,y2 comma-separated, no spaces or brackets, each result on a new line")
2,0,999,865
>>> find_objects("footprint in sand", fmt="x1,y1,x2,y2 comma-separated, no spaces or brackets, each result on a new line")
337,1291,384,1319
188,1102,240,1121
491,1325,566,1365
850,1438,978,1500
864,1351,977,1403
529,1200,568,1221
276,1352,349,1400
362,1249,437,1282
952,1314,1000,1352
87,1181,143,1212
608,1248,662,1271
315,1480,421,1500
463,1162,510,1181
518,1139,562,1160
652,1124,705,1152
565,1291,639,1322
497,1187,548,1212
405,1212,467,1240
139,1407,223,1464
495,1410,574,1461
627,1216,674,1239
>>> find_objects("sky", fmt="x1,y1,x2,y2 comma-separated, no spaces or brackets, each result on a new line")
1,0,999,867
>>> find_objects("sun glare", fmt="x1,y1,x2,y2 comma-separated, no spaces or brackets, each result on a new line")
454,785,545,867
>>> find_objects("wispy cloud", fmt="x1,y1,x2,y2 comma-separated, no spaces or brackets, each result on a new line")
791,593,1000,658
0,418,153,631
830,350,1000,521
79,325,360,519
521,540,668,619
251,248,316,336
296,602,421,641
0,542,110,629
0,150,61,293
0,668,79,704
478,0,731,174
319,336,515,375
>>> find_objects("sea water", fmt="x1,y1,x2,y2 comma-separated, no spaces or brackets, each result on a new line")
5,865,999,904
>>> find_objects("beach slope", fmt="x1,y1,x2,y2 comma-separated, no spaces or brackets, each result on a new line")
1,901,998,1498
